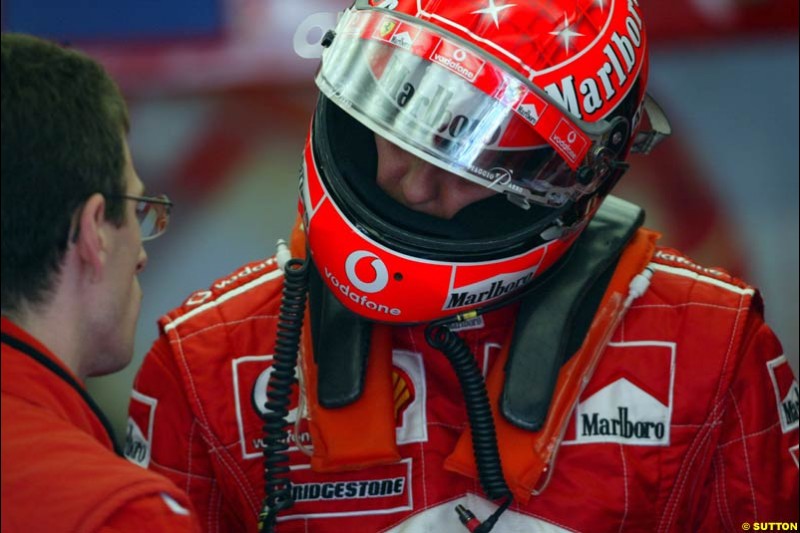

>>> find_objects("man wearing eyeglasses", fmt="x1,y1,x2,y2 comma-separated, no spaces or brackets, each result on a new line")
0,34,199,532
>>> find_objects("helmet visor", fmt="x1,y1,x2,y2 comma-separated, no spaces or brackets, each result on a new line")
316,9,634,209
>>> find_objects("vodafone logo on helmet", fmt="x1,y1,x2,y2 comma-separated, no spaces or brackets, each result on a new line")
345,251,389,293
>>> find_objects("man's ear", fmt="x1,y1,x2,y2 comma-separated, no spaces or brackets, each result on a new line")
75,193,110,281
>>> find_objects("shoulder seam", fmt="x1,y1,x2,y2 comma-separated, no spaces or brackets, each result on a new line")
164,269,283,332
649,263,754,296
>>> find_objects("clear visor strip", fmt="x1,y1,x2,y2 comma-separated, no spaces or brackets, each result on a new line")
333,8,619,171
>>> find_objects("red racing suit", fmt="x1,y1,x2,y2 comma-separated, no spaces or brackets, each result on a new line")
128,241,799,532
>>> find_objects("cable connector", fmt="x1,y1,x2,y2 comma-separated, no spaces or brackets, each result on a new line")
454,497,512,533
629,267,654,299
455,504,481,532
623,266,654,308
276,239,292,272
257,505,273,533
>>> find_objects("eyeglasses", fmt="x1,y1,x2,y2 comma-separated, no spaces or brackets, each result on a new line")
115,194,173,241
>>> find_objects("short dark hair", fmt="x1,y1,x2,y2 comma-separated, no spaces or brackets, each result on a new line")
1,33,130,313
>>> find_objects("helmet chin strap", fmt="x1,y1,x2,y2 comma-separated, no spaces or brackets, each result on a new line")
501,195,643,429
307,258,374,409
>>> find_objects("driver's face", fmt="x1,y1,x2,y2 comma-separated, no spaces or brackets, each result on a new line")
374,135,496,220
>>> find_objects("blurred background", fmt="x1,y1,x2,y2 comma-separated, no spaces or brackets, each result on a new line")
3,0,797,445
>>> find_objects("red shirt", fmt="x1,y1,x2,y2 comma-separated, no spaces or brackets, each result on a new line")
1,317,202,533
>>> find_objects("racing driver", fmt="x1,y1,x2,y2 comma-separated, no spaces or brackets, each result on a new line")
127,1,800,531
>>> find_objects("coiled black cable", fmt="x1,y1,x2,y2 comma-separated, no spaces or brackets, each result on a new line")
258,258,309,533
425,323,511,502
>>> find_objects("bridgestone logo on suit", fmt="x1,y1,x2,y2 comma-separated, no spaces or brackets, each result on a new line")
292,478,406,502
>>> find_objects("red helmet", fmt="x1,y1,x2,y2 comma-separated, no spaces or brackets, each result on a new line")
299,0,669,324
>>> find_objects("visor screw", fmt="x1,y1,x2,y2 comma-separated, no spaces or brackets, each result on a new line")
576,166,595,185
612,131,624,146
394,272,403,281
598,158,612,177
321,30,336,48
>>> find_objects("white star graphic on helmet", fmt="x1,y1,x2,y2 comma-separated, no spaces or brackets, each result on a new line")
549,14,585,55
470,0,517,29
